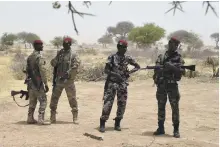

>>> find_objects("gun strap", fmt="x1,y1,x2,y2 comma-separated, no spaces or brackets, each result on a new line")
69,50,72,70
12,95,29,107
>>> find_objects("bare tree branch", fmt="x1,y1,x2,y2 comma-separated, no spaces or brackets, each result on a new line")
165,1,219,18
203,1,218,17
53,1,218,34
165,1,185,15
67,1,95,35
83,1,92,8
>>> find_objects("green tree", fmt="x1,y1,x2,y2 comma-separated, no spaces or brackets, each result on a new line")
50,36,63,49
168,30,204,51
26,33,40,48
0,33,18,50
210,32,219,49
17,31,28,49
17,32,40,49
107,21,134,42
128,23,165,49
97,34,113,48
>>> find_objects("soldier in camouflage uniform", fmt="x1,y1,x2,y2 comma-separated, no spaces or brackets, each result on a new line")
49,37,80,124
153,37,185,138
26,40,50,125
99,40,140,133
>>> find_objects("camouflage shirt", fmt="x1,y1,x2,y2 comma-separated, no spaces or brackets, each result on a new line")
105,52,140,82
153,51,185,82
51,48,81,81
26,50,48,89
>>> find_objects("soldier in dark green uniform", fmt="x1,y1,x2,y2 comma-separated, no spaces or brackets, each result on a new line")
153,37,185,138
26,40,50,125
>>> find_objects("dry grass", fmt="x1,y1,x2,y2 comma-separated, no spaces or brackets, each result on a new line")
0,48,217,86
0,56,13,92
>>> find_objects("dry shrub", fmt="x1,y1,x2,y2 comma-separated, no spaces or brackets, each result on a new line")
10,49,28,80
203,56,219,77
76,62,105,81
184,70,200,78
129,70,154,82
181,49,218,59
76,48,98,56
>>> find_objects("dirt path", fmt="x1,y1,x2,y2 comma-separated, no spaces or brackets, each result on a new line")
0,79,219,147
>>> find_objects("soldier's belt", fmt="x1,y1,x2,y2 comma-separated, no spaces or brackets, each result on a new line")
164,79,176,83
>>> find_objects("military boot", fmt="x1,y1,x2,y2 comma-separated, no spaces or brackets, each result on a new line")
114,118,121,131
99,119,106,133
72,110,79,124
50,110,57,123
173,123,180,138
27,108,37,124
38,113,51,125
153,120,165,135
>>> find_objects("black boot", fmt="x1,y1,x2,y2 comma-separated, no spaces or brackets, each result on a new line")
173,123,180,138
99,119,106,133
114,118,121,131
153,120,165,135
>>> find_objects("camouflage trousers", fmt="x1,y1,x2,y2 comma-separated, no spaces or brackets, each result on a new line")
49,80,78,113
28,85,47,114
156,83,180,125
100,81,128,121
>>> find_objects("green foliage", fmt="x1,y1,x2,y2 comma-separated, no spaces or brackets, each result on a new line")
107,21,134,41
26,33,40,45
210,32,219,49
128,23,165,48
168,30,204,50
50,36,63,48
97,34,113,48
1,33,18,46
17,32,40,48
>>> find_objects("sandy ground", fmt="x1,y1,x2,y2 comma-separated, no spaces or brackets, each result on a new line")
0,78,219,147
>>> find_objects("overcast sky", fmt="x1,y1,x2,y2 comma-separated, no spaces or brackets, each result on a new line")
0,1,219,45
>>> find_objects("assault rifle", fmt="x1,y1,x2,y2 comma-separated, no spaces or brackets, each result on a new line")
10,90,29,107
140,64,196,71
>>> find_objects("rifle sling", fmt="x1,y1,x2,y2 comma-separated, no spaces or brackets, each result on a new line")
12,95,29,107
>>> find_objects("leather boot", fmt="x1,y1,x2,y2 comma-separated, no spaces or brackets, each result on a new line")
38,113,51,125
114,118,121,131
153,120,165,135
72,110,79,124
173,123,180,138
50,110,57,123
99,118,106,133
27,108,37,124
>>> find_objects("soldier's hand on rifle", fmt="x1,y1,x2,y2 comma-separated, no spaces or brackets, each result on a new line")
164,62,172,68
45,85,49,93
